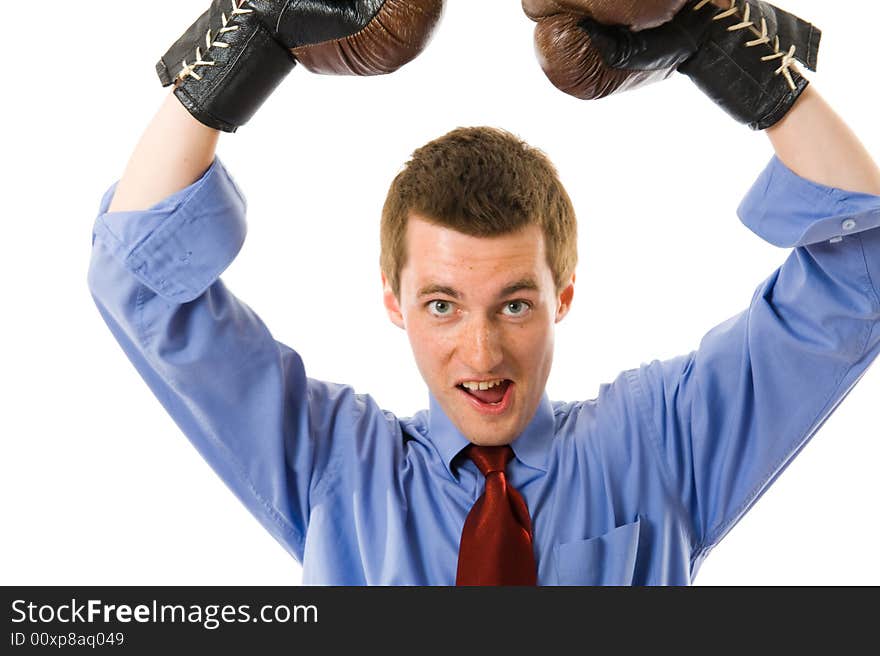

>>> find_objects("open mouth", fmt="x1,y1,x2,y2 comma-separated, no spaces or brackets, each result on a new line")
456,379,514,414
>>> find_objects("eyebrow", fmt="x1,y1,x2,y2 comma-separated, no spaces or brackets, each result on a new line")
416,278,539,300
499,278,539,298
417,284,460,299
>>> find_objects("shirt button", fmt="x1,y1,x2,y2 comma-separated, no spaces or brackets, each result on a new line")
829,236,843,244
842,219,857,231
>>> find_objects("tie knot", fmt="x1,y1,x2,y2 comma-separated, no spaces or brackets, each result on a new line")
465,444,514,477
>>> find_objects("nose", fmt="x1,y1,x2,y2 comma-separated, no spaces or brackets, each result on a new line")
459,315,503,373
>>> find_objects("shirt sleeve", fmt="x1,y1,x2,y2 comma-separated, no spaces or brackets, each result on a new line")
626,155,880,562
86,159,365,563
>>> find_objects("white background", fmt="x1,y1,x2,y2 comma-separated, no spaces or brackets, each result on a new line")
3,1,878,586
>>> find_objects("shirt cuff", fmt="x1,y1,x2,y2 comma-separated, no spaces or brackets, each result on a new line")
737,155,880,248
91,158,247,303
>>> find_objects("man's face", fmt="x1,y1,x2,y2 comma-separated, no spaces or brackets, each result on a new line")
383,215,574,446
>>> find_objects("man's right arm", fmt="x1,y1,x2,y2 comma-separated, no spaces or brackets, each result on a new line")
88,114,336,560
89,0,444,571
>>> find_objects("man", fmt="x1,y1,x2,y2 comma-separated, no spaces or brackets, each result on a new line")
88,0,880,584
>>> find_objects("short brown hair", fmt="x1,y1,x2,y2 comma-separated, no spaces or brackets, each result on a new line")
380,126,577,297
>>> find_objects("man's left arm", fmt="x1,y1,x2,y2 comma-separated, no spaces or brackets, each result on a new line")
524,0,880,575
629,86,880,563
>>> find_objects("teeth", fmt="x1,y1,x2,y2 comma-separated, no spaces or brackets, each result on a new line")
461,379,504,391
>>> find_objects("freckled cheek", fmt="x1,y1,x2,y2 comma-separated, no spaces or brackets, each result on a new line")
431,329,460,363
406,321,457,373
505,323,554,370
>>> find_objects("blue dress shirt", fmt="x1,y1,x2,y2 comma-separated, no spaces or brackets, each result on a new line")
87,156,880,585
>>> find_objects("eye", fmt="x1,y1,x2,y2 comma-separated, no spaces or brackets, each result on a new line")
502,300,531,317
427,300,455,317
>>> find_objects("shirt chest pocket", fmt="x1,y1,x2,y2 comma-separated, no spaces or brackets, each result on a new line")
553,517,641,586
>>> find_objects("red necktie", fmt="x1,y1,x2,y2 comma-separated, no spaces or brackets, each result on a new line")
455,444,537,586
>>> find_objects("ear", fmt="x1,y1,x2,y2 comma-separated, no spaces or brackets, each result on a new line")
382,271,406,330
555,273,575,323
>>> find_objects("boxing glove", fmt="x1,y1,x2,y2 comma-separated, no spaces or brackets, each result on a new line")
526,0,820,130
524,0,698,100
157,0,444,132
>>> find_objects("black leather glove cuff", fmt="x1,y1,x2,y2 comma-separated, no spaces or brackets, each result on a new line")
156,1,297,132
678,0,821,130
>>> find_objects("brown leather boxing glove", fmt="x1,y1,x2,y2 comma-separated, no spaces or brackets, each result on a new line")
523,0,692,99
525,0,821,129
157,0,445,132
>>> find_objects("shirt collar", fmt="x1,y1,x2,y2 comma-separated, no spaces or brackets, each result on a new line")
428,392,556,479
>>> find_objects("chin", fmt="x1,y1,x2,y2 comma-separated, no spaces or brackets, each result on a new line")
458,420,520,446
467,434,515,447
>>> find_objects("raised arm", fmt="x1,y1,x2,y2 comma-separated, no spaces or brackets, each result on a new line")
89,0,444,564
524,0,880,569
